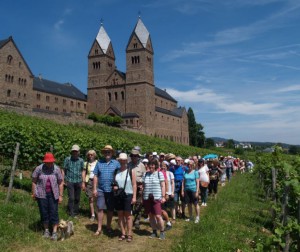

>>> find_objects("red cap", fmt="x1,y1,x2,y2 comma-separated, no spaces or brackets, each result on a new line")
43,153,55,163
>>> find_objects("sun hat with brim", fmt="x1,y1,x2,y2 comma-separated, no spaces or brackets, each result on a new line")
43,153,55,163
130,149,140,156
118,153,128,160
184,158,190,164
71,144,80,152
170,159,176,165
101,145,115,154
142,158,149,163
159,152,165,157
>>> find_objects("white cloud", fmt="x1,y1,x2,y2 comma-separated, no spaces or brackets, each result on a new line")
166,86,298,116
54,19,64,31
275,84,300,92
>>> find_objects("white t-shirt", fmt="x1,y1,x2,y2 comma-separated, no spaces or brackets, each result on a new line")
115,169,133,194
166,171,174,195
198,165,209,182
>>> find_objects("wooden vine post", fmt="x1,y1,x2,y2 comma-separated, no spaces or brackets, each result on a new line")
271,168,277,219
282,172,290,252
5,142,20,204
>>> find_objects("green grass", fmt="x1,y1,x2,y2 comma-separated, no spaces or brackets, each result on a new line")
174,173,273,252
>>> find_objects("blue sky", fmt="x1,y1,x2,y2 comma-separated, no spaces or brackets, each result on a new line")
1,0,300,145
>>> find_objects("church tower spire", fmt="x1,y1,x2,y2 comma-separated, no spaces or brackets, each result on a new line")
87,22,116,89
126,17,154,85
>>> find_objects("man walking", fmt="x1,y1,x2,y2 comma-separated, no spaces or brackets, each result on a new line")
62,144,84,217
93,145,120,235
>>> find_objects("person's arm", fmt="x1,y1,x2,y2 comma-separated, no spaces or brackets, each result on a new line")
131,170,137,204
93,176,98,197
165,173,169,199
31,178,37,200
181,179,185,197
195,178,200,196
82,169,86,191
58,180,64,203
171,177,175,197
160,179,166,203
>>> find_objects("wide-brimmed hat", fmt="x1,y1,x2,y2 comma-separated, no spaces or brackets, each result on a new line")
43,153,55,163
101,145,114,154
142,158,149,163
159,152,165,157
118,153,128,160
170,159,176,165
130,149,140,156
71,144,80,152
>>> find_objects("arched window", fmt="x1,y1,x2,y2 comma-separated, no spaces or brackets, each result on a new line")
7,90,11,97
7,55,12,64
115,92,118,100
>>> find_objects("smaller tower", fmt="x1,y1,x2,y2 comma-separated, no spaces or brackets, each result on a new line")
87,22,116,114
126,18,154,85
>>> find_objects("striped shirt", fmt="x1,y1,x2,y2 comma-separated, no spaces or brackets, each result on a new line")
63,156,84,183
93,159,120,192
32,164,63,200
142,171,164,200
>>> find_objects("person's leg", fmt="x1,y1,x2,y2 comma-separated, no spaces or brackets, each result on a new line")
37,197,50,237
89,197,95,218
124,211,133,237
105,192,115,230
118,211,126,236
188,203,193,219
67,182,75,216
73,182,82,215
95,192,106,234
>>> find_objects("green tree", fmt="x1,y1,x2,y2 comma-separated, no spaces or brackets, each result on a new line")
289,145,300,155
225,139,235,149
187,107,206,147
206,138,215,148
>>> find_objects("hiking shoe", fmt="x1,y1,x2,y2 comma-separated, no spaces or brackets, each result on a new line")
165,224,172,231
194,217,200,224
159,232,166,240
51,232,58,241
149,231,158,239
90,215,95,222
42,229,51,239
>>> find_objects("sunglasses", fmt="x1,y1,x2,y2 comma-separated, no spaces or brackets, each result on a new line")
131,155,139,157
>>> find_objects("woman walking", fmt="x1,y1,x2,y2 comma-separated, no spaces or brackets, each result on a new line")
31,153,64,241
208,159,223,199
198,159,209,206
82,150,98,221
181,160,200,223
113,153,137,242
142,159,166,240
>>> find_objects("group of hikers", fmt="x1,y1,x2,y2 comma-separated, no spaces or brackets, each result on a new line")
31,144,253,241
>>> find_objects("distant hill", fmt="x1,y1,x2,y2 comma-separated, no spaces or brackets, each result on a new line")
209,137,297,148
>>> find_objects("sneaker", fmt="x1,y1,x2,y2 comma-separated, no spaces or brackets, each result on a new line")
90,215,95,222
51,232,58,241
165,224,172,231
42,229,51,239
204,203,207,207
159,232,166,240
194,217,200,224
201,202,204,206
185,218,190,222
149,231,158,239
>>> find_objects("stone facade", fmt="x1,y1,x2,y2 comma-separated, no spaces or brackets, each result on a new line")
0,18,189,145
87,19,189,145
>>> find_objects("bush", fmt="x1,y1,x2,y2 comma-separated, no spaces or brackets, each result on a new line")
88,112,123,127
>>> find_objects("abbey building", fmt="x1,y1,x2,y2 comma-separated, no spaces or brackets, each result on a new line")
0,18,189,145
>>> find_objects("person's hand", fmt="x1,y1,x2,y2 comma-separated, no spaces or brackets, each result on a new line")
58,195,63,204
93,189,98,197
165,194,169,200
181,191,184,198
82,182,86,191
170,193,174,198
31,194,36,201
161,197,166,204
131,197,136,205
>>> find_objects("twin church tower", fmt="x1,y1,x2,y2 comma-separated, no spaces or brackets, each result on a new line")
87,18,189,144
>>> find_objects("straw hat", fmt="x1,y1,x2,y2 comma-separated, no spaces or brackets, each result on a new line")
101,145,115,154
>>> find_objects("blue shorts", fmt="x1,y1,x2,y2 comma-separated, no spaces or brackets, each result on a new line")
96,191,115,211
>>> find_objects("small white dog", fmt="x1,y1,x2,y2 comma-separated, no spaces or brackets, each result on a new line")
57,219,74,241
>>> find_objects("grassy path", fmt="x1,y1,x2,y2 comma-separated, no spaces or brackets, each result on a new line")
0,173,272,252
